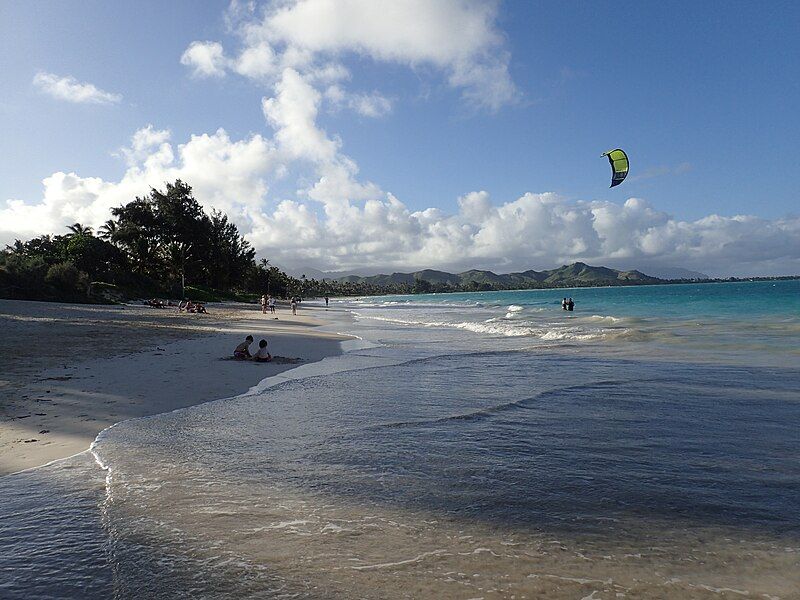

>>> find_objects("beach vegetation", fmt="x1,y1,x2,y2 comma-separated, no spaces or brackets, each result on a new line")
5,179,796,304
45,261,89,294
0,180,306,303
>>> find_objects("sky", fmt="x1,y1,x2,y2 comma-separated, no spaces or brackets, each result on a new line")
1,0,798,277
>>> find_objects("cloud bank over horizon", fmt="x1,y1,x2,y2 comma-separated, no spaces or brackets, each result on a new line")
1,122,798,278
3,0,798,278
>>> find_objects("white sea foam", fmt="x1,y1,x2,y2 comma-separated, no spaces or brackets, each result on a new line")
357,312,615,342
588,314,623,323
351,549,451,571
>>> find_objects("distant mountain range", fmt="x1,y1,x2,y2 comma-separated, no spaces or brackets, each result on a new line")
641,266,710,280
331,262,664,290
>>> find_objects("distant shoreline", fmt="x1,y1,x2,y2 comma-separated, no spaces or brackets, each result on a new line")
328,273,800,298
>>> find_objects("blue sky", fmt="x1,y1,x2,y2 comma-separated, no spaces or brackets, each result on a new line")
1,1,798,276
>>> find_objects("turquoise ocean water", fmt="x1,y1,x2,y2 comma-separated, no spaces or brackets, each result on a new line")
1,280,798,598
350,280,800,364
371,279,799,320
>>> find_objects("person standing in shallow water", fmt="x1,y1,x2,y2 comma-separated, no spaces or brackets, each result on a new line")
562,297,567,310
567,297,575,311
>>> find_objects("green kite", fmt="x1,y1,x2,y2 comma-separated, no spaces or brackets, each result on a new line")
602,149,629,188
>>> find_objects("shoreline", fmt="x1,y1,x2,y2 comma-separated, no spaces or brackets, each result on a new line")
342,276,797,302
0,299,348,476
3,294,799,598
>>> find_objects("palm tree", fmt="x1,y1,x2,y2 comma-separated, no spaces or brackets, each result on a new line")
259,258,271,294
66,222,93,237
98,220,117,241
165,242,192,298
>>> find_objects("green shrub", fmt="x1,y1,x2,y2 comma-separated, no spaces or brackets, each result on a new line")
88,282,125,304
0,253,50,298
45,262,89,294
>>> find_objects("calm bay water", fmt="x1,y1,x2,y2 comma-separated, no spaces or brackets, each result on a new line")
1,280,799,598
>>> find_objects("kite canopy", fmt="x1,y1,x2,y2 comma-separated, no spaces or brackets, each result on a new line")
602,149,629,188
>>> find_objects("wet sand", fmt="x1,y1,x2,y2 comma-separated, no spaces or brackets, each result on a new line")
0,299,345,475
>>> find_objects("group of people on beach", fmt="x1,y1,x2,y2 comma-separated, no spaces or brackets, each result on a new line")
262,294,311,316
144,298,171,308
260,295,277,315
561,297,575,311
143,298,207,313
178,299,207,313
233,335,272,362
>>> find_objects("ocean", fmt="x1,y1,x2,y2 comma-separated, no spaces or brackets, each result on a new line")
1,280,799,598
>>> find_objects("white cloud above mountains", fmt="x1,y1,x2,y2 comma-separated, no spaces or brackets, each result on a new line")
2,119,799,277
33,72,122,104
4,1,798,278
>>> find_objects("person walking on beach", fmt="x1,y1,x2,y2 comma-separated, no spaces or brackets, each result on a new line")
324,296,329,308
268,295,277,317
260,294,267,314
291,296,298,315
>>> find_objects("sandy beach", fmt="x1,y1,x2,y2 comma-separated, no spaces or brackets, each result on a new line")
0,299,346,476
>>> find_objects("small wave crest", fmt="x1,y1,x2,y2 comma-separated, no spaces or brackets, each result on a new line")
587,314,623,324
358,313,626,342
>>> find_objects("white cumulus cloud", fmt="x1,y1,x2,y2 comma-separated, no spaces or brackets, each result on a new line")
180,41,228,78
33,72,122,104
326,85,392,117
2,121,799,278
182,0,518,112
5,4,797,279
0,126,279,242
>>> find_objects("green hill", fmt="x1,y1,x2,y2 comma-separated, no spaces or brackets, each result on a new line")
335,262,663,291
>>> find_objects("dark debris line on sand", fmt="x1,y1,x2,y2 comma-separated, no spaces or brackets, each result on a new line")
219,356,304,364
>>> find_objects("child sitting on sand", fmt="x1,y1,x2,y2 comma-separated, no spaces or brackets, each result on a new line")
233,335,254,359
252,339,272,362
